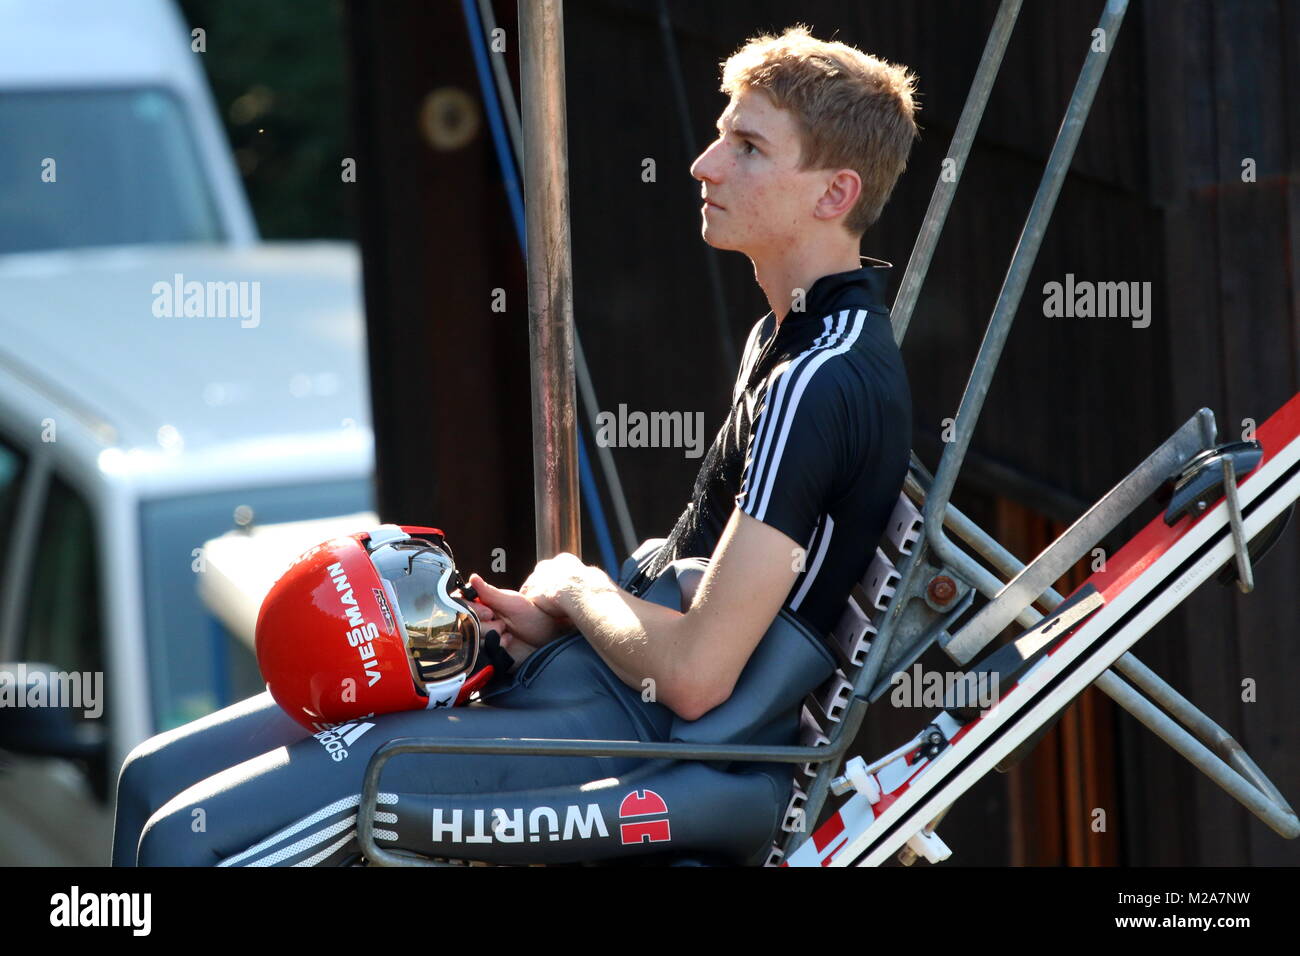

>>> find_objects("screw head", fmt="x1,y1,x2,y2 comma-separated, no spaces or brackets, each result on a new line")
928,575,957,605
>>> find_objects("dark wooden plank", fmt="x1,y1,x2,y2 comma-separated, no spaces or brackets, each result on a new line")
1211,0,1298,866
1141,0,1243,865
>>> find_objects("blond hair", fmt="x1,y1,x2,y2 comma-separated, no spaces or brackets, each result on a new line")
720,24,920,236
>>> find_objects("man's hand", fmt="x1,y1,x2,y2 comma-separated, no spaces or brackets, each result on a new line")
466,573,573,665
517,552,615,619
451,592,535,671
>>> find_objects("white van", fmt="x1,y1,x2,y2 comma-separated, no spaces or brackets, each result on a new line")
0,0,374,864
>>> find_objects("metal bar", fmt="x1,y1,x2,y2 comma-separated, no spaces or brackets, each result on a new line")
914,475,1298,832
923,0,1129,630
1221,456,1255,592
913,435,1094,527
912,452,1293,818
944,409,1209,664
362,846,464,868
520,0,581,559
1112,653,1294,813
361,734,851,766
891,0,1022,347
906,473,1056,629
914,476,1047,606
1093,670,1299,839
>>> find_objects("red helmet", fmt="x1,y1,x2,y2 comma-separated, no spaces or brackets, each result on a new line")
255,524,493,731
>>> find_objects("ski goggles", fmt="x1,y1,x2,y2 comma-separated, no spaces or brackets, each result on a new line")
362,527,481,695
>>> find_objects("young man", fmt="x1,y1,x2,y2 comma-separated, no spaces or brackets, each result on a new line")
112,25,918,866
471,24,918,720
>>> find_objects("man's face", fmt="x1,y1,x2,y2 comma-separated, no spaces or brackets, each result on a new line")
690,88,830,257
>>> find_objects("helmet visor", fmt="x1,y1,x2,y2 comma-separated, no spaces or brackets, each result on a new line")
369,540,479,688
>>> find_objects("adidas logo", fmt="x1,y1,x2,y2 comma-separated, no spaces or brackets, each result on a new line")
313,721,374,762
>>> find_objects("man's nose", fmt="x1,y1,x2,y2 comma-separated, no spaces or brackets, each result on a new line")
690,139,722,182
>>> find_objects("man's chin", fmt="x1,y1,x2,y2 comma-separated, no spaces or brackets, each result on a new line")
700,225,739,252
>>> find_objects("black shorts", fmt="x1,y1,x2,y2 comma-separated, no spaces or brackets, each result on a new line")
112,633,675,866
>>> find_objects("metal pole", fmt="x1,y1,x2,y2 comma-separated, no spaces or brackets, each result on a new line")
473,0,636,560
519,0,581,559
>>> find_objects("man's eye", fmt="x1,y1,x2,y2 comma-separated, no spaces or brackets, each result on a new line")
742,140,757,155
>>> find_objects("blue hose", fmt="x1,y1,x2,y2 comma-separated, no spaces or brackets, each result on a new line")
461,0,526,248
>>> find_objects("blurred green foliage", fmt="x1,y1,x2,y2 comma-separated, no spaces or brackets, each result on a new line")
177,0,352,239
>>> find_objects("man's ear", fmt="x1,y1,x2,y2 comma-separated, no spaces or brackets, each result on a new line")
819,168,862,220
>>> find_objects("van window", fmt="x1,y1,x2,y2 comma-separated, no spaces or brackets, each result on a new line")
0,88,223,254
20,473,104,682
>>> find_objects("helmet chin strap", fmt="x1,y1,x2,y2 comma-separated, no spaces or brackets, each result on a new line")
422,672,468,709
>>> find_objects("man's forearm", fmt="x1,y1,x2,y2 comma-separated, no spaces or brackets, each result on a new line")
561,578,694,705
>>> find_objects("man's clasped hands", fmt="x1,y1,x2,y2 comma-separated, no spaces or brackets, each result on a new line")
458,552,609,670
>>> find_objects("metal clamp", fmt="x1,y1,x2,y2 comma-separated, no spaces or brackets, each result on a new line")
1163,439,1263,592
